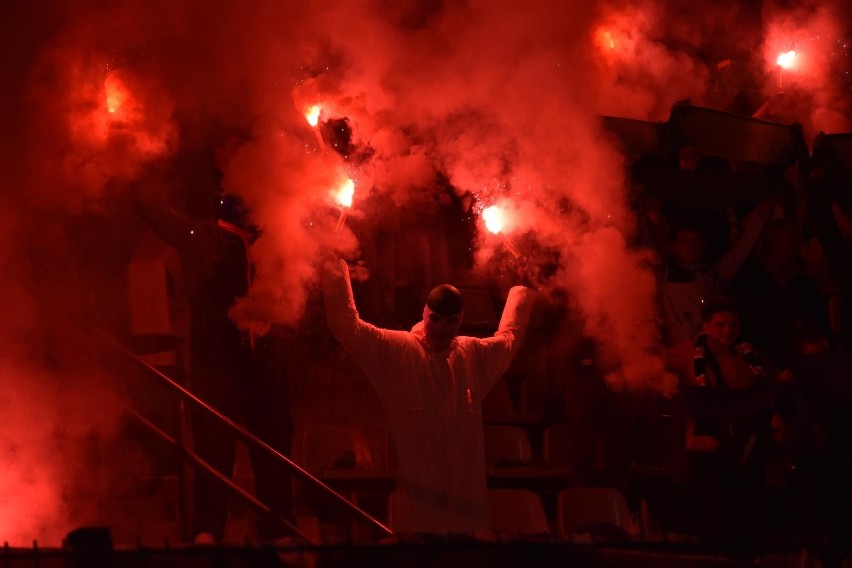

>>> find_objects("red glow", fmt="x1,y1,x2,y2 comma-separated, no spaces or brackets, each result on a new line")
776,50,797,69
334,178,354,208
104,73,130,116
594,28,616,50
90,71,138,139
591,11,640,62
482,205,505,234
305,104,321,127
61,66,174,197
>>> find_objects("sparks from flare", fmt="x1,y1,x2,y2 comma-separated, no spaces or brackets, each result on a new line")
482,205,520,258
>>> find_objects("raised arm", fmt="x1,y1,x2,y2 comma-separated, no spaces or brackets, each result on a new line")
322,258,409,384
713,198,777,286
472,286,537,393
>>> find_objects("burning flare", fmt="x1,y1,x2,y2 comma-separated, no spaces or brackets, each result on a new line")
104,73,130,116
333,178,355,232
776,50,797,69
305,104,325,149
594,28,616,51
305,104,321,127
335,178,355,208
482,205,506,234
481,205,520,258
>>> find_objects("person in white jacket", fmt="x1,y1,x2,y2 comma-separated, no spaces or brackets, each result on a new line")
322,258,537,535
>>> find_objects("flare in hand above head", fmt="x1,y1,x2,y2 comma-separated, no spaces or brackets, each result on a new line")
482,205,521,258
333,178,355,232
304,104,326,150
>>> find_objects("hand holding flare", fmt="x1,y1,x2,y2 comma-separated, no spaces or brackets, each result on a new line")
334,178,355,232
776,50,796,89
304,105,354,232
305,104,326,150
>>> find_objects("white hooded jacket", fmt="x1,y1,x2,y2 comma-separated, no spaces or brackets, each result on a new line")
323,259,536,534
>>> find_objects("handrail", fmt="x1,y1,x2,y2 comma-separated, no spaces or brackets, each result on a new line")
119,402,310,541
82,321,393,538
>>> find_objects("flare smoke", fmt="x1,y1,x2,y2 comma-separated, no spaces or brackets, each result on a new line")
2,0,851,544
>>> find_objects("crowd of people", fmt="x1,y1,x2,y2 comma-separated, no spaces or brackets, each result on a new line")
576,153,852,547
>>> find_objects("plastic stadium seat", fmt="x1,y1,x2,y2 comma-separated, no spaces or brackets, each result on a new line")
557,487,635,542
484,425,533,466
488,489,551,536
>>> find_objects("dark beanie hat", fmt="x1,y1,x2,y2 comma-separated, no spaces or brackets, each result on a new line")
425,284,464,316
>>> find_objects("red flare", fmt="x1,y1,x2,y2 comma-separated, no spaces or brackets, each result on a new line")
482,205,505,234
481,205,520,258
104,73,130,115
333,178,355,232
776,50,797,69
305,104,321,127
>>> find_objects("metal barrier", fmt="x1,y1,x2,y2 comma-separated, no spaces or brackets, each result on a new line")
82,321,392,543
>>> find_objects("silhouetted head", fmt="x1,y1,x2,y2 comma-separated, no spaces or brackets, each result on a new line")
422,284,464,350
670,217,707,264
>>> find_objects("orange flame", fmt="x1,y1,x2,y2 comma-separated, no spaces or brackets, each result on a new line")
594,28,616,50
482,205,505,234
305,105,321,127
104,73,130,115
776,50,797,69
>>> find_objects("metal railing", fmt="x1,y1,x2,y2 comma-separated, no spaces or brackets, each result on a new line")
83,321,393,542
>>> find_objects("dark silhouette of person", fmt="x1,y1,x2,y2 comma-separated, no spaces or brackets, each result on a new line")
788,328,852,543
133,170,294,544
728,219,829,368
666,296,787,541
658,199,780,347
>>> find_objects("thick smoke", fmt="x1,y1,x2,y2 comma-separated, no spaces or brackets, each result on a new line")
3,0,852,545
0,360,135,545
588,1,713,120
269,0,677,392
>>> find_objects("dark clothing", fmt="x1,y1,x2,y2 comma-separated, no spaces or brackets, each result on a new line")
728,260,828,368
789,350,852,540
658,200,775,346
191,328,294,541
138,203,294,541
665,384,782,542
806,177,852,349
680,384,778,471
665,335,784,541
